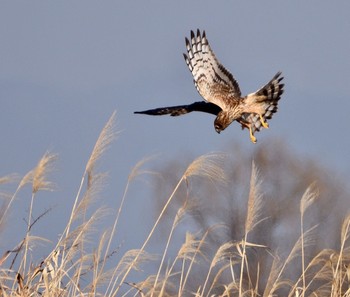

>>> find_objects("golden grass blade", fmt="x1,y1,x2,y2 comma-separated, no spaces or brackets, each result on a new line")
245,161,264,234
211,242,237,268
106,249,158,296
118,249,157,276
152,199,197,296
17,152,57,193
103,158,159,296
298,249,334,295
90,231,113,292
263,256,283,297
177,232,202,261
74,172,108,221
330,213,350,296
300,182,318,218
184,153,227,184
179,230,211,296
54,112,117,257
222,282,239,296
134,274,172,297
104,156,158,264
0,174,20,229
202,240,238,295
20,152,57,275
102,157,158,295
174,233,200,296
86,111,117,182
340,213,350,246
108,176,184,296
299,183,318,297
0,174,18,185
128,155,158,182
239,162,264,297
207,263,234,296
18,171,34,190
174,197,199,228
152,216,178,296
48,207,109,294
290,225,317,264
184,225,227,295
263,225,318,297
32,152,57,193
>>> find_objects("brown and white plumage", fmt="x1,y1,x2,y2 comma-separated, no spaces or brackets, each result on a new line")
135,29,284,143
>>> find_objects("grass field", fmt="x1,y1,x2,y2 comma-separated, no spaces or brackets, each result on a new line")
1,113,350,297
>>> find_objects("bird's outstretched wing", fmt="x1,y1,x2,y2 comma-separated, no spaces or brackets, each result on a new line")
134,101,221,117
183,29,241,110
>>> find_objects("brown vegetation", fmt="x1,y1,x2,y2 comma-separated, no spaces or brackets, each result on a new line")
1,113,350,296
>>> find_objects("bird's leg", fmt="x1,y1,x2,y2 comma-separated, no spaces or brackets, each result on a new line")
249,126,257,143
259,114,269,129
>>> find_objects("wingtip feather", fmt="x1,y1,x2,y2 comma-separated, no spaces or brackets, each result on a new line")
190,30,195,39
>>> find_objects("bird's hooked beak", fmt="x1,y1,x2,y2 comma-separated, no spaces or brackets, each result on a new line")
215,125,222,134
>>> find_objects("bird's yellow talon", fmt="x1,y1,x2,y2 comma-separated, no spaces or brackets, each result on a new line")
259,115,269,129
249,127,257,143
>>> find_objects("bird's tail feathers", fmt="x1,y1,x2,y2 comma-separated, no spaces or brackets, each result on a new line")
254,71,284,105
242,72,284,133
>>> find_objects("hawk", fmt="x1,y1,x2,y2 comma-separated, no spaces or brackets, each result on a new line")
135,29,284,143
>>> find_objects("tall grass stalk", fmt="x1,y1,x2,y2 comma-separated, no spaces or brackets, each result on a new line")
22,152,57,276
0,174,19,230
178,227,214,296
331,214,350,296
299,183,318,297
239,162,263,297
2,126,350,296
57,112,116,258
104,157,156,295
111,153,226,296
111,173,184,296
151,198,192,297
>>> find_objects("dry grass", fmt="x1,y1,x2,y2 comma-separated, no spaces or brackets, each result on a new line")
1,114,350,296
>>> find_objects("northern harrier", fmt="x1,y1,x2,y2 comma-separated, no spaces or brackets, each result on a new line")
135,29,284,143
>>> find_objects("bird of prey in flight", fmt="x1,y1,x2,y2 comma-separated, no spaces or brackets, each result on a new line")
135,29,284,143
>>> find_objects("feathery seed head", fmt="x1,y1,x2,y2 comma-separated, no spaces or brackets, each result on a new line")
32,152,57,193
184,153,227,184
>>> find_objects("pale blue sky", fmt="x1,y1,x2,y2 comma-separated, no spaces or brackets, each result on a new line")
1,1,350,256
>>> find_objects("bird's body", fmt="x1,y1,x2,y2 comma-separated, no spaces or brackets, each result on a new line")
135,29,284,143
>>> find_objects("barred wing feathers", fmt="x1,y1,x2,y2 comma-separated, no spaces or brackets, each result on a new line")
183,29,241,110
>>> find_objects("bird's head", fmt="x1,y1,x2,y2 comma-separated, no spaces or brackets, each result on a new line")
214,111,232,134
